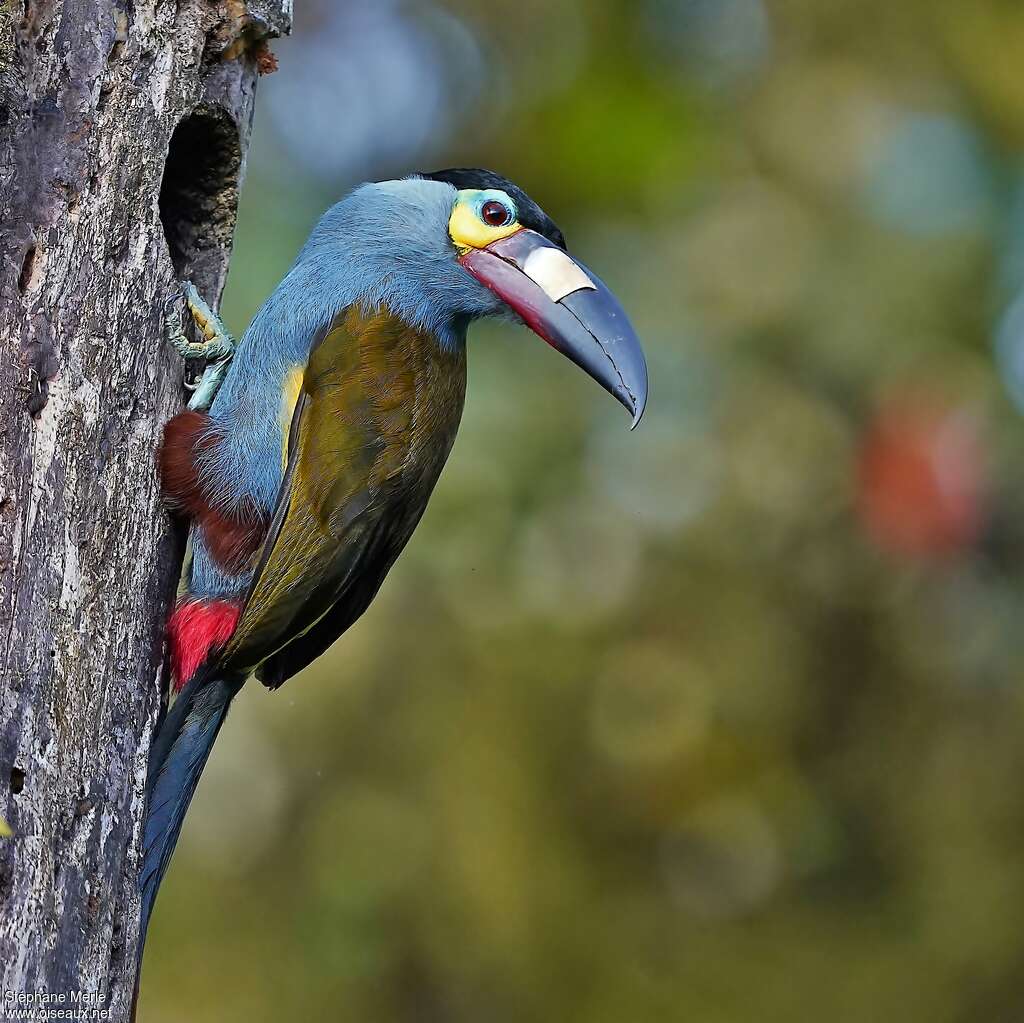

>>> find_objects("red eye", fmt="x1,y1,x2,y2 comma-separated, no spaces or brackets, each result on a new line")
481,199,512,227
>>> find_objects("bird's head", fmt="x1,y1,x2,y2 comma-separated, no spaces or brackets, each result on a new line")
302,168,648,426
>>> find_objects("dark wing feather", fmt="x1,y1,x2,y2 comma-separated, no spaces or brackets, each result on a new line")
255,500,431,688
220,305,465,686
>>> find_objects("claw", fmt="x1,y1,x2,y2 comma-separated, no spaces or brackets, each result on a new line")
163,291,184,317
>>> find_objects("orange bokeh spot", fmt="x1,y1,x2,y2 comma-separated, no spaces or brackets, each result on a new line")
857,398,986,559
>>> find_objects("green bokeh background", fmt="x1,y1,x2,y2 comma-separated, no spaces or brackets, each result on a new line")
141,2,1024,1020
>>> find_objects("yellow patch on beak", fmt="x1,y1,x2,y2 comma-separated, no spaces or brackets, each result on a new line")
521,246,597,302
448,200,521,253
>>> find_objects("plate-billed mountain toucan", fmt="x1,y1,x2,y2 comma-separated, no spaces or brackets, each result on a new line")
141,168,648,943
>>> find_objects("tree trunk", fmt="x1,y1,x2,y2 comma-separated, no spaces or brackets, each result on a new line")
0,2,290,1017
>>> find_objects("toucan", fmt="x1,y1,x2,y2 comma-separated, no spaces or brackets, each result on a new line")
141,168,648,946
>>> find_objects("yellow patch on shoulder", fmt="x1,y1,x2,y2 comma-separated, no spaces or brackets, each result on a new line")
281,365,305,468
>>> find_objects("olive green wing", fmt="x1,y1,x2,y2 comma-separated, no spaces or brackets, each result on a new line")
221,307,424,677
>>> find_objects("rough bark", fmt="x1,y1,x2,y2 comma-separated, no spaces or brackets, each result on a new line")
0,2,290,1017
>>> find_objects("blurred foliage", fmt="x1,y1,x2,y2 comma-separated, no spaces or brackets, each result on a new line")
141,1,1024,1020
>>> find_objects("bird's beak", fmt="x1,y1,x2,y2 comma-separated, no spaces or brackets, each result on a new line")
460,229,648,427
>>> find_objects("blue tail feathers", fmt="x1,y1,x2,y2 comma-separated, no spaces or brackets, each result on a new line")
138,667,245,943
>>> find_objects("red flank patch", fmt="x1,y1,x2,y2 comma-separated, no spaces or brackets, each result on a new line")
158,411,268,574
168,598,242,691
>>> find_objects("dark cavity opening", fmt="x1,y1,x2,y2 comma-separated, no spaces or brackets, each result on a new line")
159,106,241,282
10,767,25,794
18,244,37,293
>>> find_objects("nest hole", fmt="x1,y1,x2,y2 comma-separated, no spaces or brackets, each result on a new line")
18,244,37,294
159,107,241,281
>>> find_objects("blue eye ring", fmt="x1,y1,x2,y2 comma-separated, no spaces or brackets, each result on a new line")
481,198,513,227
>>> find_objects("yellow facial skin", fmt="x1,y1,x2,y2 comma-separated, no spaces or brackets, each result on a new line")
448,189,522,253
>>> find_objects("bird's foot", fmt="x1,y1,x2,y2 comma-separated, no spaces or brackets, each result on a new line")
164,283,235,411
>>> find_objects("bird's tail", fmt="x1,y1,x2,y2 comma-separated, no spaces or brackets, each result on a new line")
138,665,245,946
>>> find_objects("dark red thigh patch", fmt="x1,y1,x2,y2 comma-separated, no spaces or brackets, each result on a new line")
158,411,268,574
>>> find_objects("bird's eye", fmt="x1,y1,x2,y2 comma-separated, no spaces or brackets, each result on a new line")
481,199,512,227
